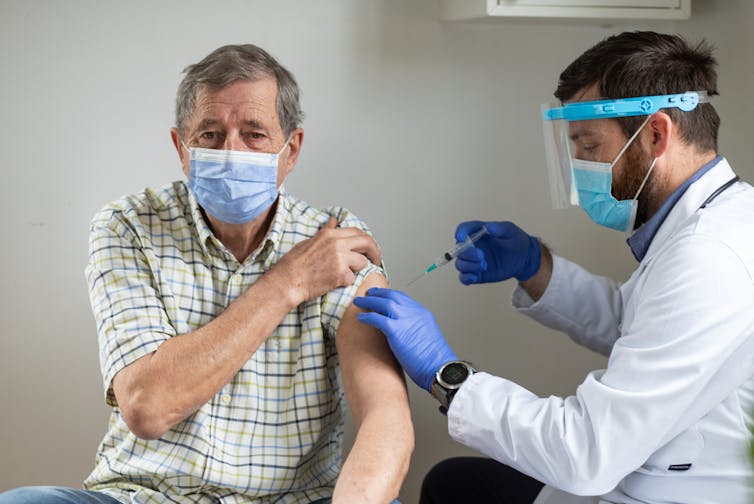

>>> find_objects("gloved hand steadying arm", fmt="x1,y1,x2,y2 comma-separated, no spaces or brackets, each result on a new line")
455,220,541,285
353,288,457,392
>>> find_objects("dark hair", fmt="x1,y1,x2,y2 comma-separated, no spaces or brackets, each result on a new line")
175,44,304,138
554,31,719,152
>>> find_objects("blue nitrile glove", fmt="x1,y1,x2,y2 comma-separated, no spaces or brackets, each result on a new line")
455,220,541,285
353,288,457,392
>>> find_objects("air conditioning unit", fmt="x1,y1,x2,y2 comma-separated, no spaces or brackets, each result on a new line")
442,0,691,21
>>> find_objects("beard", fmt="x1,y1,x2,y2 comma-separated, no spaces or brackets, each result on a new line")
612,143,657,229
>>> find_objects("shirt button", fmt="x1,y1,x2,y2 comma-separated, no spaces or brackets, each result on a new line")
617,324,623,333
220,393,231,404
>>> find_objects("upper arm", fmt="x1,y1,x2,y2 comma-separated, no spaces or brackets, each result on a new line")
335,272,409,424
86,214,174,406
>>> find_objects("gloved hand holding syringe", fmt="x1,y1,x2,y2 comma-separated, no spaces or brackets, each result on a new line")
407,226,489,287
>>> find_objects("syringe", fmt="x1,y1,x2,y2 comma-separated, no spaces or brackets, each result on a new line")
407,226,488,286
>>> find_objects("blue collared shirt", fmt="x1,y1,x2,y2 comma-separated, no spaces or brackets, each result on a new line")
627,155,723,261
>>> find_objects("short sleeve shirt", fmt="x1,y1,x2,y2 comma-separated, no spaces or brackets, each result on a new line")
83,181,385,504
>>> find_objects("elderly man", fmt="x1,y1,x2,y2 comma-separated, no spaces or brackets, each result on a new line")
0,44,412,504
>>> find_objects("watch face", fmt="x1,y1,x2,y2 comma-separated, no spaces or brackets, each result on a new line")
440,362,470,386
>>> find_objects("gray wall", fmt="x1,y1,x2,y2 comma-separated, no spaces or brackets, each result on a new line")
1,1,751,502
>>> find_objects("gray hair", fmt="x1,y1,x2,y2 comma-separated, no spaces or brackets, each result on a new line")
175,44,304,138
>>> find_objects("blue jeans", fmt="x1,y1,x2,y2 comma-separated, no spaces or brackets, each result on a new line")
0,488,400,504
0,487,120,504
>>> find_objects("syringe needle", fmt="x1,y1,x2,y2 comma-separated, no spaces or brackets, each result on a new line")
406,272,427,288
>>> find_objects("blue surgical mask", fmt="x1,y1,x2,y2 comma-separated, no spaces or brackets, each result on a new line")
571,116,656,232
184,138,290,224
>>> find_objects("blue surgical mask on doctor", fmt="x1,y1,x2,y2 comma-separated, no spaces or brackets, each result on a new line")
571,115,657,232
183,137,291,224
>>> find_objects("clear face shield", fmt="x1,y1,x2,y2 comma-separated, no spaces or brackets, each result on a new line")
541,91,708,210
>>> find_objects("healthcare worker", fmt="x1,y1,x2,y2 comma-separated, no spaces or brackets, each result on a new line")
354,31,754,504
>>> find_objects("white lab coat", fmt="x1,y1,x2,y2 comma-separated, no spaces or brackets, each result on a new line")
448,158,754,503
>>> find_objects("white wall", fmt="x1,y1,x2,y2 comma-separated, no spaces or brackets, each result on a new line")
0,1,751,502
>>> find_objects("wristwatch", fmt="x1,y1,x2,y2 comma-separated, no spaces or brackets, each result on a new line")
431,360,476,415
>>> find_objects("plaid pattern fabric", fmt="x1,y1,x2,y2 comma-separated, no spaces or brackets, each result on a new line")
84,181,384,504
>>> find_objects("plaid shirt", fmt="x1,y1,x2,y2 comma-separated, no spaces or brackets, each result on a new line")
84,181,384,504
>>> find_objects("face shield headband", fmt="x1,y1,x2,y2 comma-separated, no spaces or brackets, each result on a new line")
541,90,709,209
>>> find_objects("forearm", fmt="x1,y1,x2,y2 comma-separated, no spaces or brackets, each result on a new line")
114,269,298,439
519,242,552,301
333,408,413,503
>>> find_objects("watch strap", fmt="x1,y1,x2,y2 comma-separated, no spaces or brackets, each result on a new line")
431,380,455,412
